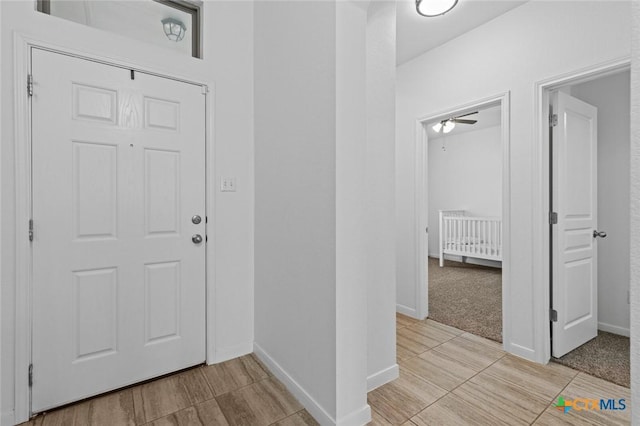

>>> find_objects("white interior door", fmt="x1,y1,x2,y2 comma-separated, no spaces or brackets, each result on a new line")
31,48,206,412
551,91,598,358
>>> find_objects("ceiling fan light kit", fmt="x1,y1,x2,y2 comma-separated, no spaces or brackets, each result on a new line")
416,0,459,17
443,120,455,133
432,111,478,134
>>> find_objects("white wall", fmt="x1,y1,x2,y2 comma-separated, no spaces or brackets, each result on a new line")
629,3,639,421
365,1,398,392
1,1,254,424
397,1,631,362
427,125,502,257
571,72,630,336
254,2,371,424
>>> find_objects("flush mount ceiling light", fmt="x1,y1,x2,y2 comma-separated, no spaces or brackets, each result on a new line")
416,0,458,17
162,17,186,42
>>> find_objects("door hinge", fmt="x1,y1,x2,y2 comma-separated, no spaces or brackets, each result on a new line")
201,85,208,95
549,113,558,127
27,74,33,97
29,219,34,242
550,309,558,322
28,364,33,387
549,212,558,225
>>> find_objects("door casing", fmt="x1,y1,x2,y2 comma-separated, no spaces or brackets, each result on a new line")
12,33,216,422
413,92,511,352
533,57,630,364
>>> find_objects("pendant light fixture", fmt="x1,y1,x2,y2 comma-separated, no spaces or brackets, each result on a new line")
416,0,458,17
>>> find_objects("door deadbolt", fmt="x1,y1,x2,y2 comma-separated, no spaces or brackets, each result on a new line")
192,215,202,224
192,234,203,244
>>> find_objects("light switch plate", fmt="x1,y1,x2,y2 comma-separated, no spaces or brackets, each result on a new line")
221,177,237,192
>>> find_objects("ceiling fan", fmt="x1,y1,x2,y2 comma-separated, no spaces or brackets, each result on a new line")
432,111,478,133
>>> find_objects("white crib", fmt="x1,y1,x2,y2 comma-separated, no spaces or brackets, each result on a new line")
438,210,502,267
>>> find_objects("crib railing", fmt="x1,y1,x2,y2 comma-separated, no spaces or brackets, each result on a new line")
439,210,502,267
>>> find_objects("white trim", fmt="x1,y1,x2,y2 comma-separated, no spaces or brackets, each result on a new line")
396,303,418,318
508,343,538,362
414,92,511,353
13,33,32,425
335,405,371,426
598,322,630,338
253,343,337,426
208,341,254,365
204,80,218,367
366,364,399,392
414,120,428,320
13,33,216,423
533,57,631,364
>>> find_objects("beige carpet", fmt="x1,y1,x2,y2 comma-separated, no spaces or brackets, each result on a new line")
427,256,630,388
553,331,630,388
427,257,502,343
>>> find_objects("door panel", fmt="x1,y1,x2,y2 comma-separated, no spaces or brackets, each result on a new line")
551,91,598,358
31,48,206,412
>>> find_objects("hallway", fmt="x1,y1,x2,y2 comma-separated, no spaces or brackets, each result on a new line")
377,314,630,425
21,316,631,425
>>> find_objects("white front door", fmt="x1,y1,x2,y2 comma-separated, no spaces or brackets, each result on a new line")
551,91,598,358
31,49,206,412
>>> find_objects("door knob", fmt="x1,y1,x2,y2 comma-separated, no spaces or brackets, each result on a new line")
593,230,607,238
192,234,203,244
192,215,202,224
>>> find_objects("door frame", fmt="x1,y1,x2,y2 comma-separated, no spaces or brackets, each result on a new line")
533,57,630,363
13,33,216,422
413,92,511,350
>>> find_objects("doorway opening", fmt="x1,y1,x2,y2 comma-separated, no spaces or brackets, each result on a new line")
547,68,631,388
415,93,510,349
427,104,503,342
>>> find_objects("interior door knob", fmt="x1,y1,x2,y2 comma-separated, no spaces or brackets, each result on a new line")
192,215,202,224
593,230,607,238
192,234,203,244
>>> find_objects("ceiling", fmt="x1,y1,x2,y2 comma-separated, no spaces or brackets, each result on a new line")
427,104,501,140
396,0,529,65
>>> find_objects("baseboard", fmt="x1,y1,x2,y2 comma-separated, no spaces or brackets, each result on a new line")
598,322,630,337
253,343,336,425
1,410,15,426
508,342,536,362
208,341,254,365
335,404,371,426
367,364,399,392
396,304,419,319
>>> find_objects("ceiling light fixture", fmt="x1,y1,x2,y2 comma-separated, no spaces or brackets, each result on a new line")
162,18,186,42
442,120,456,133
432,122,443,132
416,0,458,17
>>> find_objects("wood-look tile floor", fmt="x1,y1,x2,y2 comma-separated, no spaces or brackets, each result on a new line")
375,314,631,426
21,315,631,426
22,354,314,426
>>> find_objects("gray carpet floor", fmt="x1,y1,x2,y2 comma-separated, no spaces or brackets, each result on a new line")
427,256,630,388
428,257,503,342
553,331,630,388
